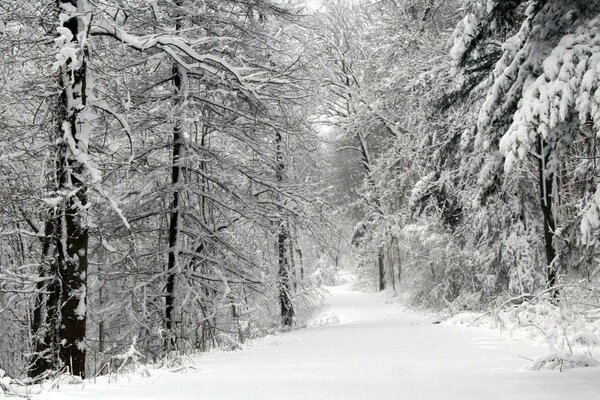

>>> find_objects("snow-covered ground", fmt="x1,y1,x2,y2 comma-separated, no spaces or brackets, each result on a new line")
28,283,600,399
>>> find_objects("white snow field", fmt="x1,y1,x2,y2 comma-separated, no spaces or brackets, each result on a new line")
34,284,600,400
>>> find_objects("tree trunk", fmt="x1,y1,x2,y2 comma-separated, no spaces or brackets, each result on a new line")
278,225,294,326
57,182,89,377
358,132,387,289
289,227,297,291
165,122,181,348
387,242,395,291
537,137,558,300
393,236,402,285
33,0,92,378
165,66,185,350
29,219,56,379
296,248,305,283
378,246,385,291
276,130,294,327
165,7,185,351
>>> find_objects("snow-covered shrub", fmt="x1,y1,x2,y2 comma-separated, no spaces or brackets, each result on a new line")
525,353,598,371
445,278,600,370
396,223,488,310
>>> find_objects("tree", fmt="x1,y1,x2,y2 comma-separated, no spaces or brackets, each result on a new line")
0,0,327,378
310,0,391,290
26,0,95,378
454,0,600,298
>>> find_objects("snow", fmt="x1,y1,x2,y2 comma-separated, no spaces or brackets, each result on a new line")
53,26,79,71
74,285,86,319
90,22,244,84
30,282,600,400
477,6,600,176
581,184,600,245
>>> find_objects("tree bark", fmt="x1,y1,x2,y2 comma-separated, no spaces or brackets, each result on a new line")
296,248,305,282
31,0,93,378
278,225,294,326
165,67,184,351
289,226,297,291
378,246,385,291
276,130,294,327
537,137,558,300
165,5,185,351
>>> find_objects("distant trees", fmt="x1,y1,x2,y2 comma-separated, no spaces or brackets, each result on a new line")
312,0,460,293
311,0,395,291
312,0,600,309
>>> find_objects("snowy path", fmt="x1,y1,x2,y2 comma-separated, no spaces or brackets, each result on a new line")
36,284,600,400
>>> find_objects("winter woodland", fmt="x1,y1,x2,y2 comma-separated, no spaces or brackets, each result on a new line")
2,0,600,398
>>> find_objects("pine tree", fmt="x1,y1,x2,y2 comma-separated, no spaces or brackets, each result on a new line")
454,0,600,298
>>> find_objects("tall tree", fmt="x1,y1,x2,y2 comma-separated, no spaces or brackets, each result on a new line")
30,0,95,378
454,0,600,298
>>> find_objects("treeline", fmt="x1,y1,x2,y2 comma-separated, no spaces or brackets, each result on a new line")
318,0,600,310
2,0,600,382
0,0,334,379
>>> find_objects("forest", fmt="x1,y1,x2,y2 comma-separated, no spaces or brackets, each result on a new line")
2,0,600,398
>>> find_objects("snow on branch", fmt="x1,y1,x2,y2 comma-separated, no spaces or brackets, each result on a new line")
581,184,600,246
497,13,600,173
90,22,248,89
92,99,134,165
450,0,526,67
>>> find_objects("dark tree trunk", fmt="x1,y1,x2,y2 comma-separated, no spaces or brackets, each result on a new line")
165,8,184,350
537,138,558,300
30,1,92,378
57,182,89,377
165,137,180,346
289,228,297,291
278,225,294,326
378,246,385,291
165,68,184,350
98,288,105,354
276,130,294,327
